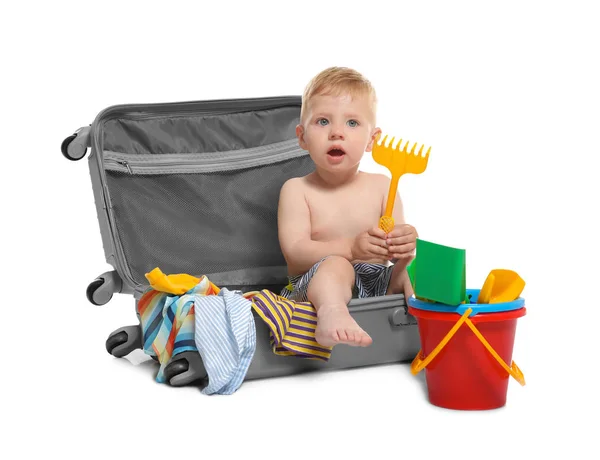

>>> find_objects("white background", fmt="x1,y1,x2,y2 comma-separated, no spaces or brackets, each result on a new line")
2,0,598,458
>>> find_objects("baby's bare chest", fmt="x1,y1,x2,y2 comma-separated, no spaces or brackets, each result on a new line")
306,187,383,241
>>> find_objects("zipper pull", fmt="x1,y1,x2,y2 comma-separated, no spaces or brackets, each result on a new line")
119,160,133,174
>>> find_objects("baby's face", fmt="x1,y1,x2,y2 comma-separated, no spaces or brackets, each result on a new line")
299,92,378,173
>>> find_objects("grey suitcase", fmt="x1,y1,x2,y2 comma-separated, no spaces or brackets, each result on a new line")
62,96,421,387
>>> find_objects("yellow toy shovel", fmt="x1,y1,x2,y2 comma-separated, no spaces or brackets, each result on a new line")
372,134,431,233
478,269,525,304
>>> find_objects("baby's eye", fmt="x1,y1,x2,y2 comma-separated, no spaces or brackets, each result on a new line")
317,118,329,126
347,119,359,127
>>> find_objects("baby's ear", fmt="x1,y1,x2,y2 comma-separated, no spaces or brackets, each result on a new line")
296,124,308,150
366,127,382,152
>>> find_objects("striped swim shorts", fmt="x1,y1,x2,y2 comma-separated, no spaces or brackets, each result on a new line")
279,256,395,302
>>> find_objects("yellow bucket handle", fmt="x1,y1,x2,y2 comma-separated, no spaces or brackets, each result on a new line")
410,308,525,386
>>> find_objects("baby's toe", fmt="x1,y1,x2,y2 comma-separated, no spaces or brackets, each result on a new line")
358,331,373,347
344,329,356,343
337,328,349,342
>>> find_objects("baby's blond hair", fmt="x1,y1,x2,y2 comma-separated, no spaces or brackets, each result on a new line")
300,66,377,123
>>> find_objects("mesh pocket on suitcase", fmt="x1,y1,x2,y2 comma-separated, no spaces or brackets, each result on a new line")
104,154,314,287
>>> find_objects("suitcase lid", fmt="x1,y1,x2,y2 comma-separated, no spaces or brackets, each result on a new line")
89,96,314,291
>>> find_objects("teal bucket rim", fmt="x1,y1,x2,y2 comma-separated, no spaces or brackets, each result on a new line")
407,289,525,317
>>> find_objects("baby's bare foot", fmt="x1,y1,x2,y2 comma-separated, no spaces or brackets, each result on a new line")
315,305,373,348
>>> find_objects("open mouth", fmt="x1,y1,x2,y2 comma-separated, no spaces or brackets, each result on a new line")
327,147,346,157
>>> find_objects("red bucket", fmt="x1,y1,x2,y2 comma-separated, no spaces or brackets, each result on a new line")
408,291,526,410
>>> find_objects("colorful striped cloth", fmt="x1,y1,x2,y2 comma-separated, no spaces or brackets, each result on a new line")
251,290,332,361
137,275,218,383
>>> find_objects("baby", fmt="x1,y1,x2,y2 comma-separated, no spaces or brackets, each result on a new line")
278,66,418,348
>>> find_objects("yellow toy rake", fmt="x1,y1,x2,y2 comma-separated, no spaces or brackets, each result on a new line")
372,134,431,233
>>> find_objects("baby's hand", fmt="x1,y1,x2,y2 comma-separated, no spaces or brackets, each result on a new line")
386,224,417,261
351,227,389,261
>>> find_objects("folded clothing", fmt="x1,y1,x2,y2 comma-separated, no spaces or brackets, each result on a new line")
138,267,334,393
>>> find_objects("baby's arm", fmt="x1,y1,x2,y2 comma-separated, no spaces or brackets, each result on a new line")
278,178,353,275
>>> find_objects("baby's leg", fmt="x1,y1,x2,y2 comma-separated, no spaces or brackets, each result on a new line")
386,262,414,297
306,256,372,348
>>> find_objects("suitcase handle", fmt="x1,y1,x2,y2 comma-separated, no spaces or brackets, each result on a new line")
410,308,525,386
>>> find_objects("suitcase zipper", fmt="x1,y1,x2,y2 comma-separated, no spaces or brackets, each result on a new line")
112,160,133,174
103,139,304,174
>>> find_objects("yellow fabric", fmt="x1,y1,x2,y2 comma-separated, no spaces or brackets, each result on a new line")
145,267,221,295
250,290,332,361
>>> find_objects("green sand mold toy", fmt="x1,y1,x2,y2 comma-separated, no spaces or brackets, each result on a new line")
409,239,467,306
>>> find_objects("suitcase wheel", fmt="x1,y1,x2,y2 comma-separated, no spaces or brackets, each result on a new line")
86,278,113,306
61,134,85,161
105,325,142,358
164,351,208,387
163,358,188,382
